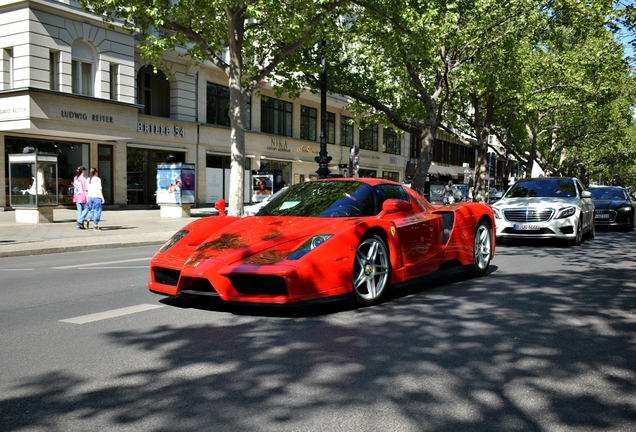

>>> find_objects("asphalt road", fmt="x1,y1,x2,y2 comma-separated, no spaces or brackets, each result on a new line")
0,232,634,431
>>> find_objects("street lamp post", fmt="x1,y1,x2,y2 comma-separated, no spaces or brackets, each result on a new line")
315,38,331,178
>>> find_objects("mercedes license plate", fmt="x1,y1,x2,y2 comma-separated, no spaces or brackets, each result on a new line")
513,224,540,231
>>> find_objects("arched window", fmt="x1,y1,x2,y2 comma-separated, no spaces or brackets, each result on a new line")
71,40,94,96
137,65,170,118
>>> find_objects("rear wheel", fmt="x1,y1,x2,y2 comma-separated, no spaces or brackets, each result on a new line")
474,221,492,277
353,235,390,306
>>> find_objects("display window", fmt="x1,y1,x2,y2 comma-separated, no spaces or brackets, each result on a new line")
4,137,88,206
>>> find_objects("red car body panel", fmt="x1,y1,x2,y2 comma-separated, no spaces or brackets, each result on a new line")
148,179,495,305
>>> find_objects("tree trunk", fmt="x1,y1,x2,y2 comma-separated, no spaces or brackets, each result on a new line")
226,8,246,217
411,128,434,198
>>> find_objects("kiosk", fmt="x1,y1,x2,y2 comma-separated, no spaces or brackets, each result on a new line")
8,153,58,223
156,162,195,217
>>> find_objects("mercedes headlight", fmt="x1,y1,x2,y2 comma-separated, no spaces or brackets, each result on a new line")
492,208,502,219
556,206,576,219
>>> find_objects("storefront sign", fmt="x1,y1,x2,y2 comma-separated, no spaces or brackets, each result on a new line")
389,157,397,164
138,122,186,137
0,96,29,119
267,138,291,153
61,110,114,123
297,145,318,155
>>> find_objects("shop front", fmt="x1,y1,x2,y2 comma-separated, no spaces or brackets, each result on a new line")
1,90,138,209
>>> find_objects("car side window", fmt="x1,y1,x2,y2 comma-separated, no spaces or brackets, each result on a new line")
375,184,409,209
575,181,584,197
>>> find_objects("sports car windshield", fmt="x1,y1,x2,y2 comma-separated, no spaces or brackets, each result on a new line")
589,188,628,200
505,179,576,198
256,181,377,217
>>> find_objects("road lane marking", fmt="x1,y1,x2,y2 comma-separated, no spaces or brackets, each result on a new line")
60,304,165,324
0,269,34,271
52,257,152,270
79,266,148,269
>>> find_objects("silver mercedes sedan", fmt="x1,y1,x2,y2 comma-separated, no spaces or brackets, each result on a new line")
491,177,595,246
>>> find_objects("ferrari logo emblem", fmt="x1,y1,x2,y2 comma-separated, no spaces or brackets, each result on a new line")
390,226,396,237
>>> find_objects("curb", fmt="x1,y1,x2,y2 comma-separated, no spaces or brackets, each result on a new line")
0,240,166,258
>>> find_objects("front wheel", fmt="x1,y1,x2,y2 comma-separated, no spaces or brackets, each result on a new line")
588,216,596,239
474,221,492,277
570,220,583,246
353,235,390,306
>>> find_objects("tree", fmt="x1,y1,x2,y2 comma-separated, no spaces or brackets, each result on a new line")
81,0,347,215
277,0,542,199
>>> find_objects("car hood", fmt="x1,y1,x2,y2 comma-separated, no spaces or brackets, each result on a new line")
592,199,630,210
187,216,362,264
493,197,581,209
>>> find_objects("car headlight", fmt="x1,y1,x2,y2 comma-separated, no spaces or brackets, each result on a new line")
492,208,502,219
617,206,633,212
556,206,576,219
287,234,333,260
159,230,189,253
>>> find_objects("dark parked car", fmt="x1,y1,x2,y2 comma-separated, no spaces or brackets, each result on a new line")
588,186,635,231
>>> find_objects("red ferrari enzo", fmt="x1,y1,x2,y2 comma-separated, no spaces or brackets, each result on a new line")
148,178,495,306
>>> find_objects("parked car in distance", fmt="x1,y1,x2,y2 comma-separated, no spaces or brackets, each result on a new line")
588,186,635,231
491,177,595,246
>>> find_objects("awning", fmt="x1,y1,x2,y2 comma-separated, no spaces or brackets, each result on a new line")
428,164,456,177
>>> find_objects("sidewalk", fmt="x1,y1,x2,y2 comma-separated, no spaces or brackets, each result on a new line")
0,207,220,258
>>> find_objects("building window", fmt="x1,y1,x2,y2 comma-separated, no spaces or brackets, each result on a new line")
341,115,354,147
5,137,88,206
360,124,378,151
137,65,170,118
49,51,59,91
71,40,94,96
410,133,420,159
261,97,292,137
326,112,336,144
207,83,230,127
3,48,14,89
383,127,401,155
382,171,400,182
300,106,317,141
206,83,251,129
110,64,119,100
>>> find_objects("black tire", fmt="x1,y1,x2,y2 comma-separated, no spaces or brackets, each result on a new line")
570,220,583,246
588,216,596,239
352,234,390,306
474,221,492,277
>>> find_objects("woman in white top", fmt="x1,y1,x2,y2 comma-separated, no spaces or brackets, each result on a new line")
86,168,105,230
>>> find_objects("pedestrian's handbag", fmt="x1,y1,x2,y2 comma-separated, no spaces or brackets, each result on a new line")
67,185,75,196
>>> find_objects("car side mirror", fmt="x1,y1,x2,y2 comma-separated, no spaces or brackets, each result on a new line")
378,199,412,218
581,191,592,198
214,199,226,216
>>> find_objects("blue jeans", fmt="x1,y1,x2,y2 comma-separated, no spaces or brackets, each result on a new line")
87,198,103,225
76,202,89,223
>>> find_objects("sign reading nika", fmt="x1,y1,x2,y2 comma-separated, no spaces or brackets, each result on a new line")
138,122,186,137
267,138,291,153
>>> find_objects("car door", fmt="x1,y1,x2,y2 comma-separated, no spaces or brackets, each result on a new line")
376,184,439,279
576,180,594,230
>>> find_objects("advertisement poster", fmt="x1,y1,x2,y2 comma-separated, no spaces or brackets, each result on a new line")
251,174,274,203
156,163,195,205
